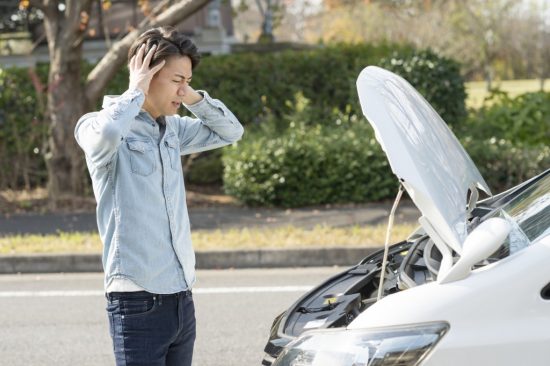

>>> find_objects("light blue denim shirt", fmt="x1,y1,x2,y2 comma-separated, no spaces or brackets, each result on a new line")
74,88,244,294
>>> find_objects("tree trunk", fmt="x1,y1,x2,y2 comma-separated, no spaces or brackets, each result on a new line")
31,0,212,207
36,0,93,208
45,49,88,203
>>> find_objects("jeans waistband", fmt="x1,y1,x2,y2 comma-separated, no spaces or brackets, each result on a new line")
105,289,192,301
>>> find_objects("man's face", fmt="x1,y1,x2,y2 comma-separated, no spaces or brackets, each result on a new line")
143,55,193,118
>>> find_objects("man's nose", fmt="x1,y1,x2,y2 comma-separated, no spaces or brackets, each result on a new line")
177,86,186,96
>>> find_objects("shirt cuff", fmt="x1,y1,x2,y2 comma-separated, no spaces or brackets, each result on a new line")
184,90,227,119
123,87,145,105
101,88,145,121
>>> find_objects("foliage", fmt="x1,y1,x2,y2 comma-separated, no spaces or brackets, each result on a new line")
4,44,538,204
224,90,550,207
94,44,464,196
379,49,467,126
459,91,550,146
458,90,550,192
191,44,470,128
463,137,550,193
185,150,224,185
223,96,398,207
88,45,466,131
0,65,48,189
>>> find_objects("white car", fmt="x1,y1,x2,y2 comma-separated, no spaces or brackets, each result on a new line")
262,66,550,366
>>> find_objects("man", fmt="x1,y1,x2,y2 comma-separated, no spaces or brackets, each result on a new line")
74,27,244,366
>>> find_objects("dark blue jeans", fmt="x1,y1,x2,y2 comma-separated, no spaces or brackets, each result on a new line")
105,290,196,366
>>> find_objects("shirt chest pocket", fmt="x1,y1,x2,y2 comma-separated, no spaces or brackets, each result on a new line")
126,139,155,176
164,135,181,171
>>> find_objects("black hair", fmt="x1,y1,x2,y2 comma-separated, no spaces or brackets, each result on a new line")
127,26,201,69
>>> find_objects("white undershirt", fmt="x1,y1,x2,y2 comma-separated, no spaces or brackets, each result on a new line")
105,277,146,293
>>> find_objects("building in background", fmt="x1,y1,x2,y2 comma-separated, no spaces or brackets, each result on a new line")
0,0,236,68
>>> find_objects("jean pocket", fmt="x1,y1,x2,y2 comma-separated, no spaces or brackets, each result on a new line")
126,139,155,176
121,297,158,319
106,298,120,313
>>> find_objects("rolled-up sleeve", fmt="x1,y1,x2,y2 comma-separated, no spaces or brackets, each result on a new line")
74,88,145,168
175,90,244,155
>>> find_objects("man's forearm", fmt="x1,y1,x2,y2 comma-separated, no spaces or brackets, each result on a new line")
182,88,203,106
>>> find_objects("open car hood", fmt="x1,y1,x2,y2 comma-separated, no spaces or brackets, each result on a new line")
356,66,491,253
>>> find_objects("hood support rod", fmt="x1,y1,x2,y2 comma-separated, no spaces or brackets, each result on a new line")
377,184,405,302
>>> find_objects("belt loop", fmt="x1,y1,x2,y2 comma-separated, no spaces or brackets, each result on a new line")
158,294,162,306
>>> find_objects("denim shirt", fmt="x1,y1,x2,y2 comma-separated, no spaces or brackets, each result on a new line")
74,88,244,294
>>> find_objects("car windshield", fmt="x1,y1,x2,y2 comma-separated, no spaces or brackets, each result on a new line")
490,173,550,258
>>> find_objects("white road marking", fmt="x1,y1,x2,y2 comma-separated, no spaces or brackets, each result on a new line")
0,286,314,297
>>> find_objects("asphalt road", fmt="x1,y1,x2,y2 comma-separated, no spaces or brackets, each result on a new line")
0,267,343,366
0,203,421,235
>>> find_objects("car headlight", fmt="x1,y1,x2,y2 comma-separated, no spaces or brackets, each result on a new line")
272,322,449,366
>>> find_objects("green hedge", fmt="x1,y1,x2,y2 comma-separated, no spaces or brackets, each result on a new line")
223,90,550,207
192,43,407,126
96,44,466,128
379,50,467,126
460,91,550,146
463,137,550,193
93,44,468,187
192,45,467,128
0,65,48,189
223,126,550,207
458,90,550,192
1,44,467,190
223,112,397,207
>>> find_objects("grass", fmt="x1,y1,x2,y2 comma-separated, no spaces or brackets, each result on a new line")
0,223,418,255
465,78,550,109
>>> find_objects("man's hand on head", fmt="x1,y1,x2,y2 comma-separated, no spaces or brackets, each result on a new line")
128,44,165,96
181,85,204,106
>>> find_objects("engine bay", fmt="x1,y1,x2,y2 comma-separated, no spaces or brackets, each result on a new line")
262,170,550,365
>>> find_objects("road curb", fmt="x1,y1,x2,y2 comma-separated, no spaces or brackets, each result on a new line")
0,247,383,274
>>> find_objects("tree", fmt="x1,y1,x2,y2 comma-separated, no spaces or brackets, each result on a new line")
305,0,528,87
233,0,285,42
452,0,520,90
534,0,550,90
505,0,550,88
24,0,211,208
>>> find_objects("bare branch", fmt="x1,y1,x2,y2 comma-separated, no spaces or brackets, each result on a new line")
255,0,265,16
85,0,211,106
28,0,56,19
65,0,94,49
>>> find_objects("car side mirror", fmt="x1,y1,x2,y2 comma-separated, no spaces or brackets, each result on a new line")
439,217,511,284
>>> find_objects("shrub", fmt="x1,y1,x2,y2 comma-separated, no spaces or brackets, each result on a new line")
0,44,470,193
460,91,550,146
185,150,224,185
193,43,410,126
223,89,550,207
379,49,467,126
462,137,550,193
0,65,48,189
223,107,398,207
